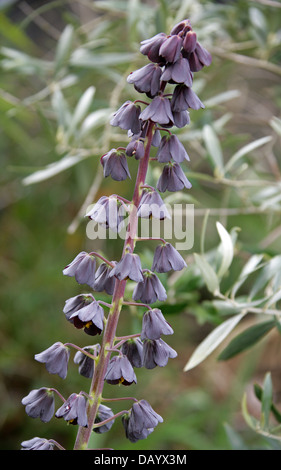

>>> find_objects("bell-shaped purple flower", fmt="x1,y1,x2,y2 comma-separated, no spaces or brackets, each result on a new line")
159,35,183,63
21,437,54,450
157,134,190,163
101,149,131,181
63,294,93,322
156,162,192,192
63,251,96,289
86,196,128,233
104,355,137,386
109,252,144,283
122,399,163,443
121,338,143,368
140,32,167,63
142,338,177,369
55,393,88,427
126,137,145,160
161,56,192,87
74,344,100,378
35,342,70,379
94,404,115,434
141,308,173,340
187,42,212,72
171,84,204,112
69,300,104,336
127,63,162,98
22,388,55,423
182,30,197,53
132,270,167,304
137,189,170,220
152,242,187,273
172,109,190,128
140,96,174,127
110,100,141,134
93,262,116,295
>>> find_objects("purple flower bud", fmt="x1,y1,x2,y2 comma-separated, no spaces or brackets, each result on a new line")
172,109,190,128
69,300,104,336
127,63,162,98
35,342,70,379
152,242,187,273
171,84,204,112
63,252,96,289
141,308,173,340
142,338,177,369
161,56,192,87
22,388,55,423
122,399,163,443
21,437,54,450
157,162,192,192
101,149,131,181
110,100,141,134
159,35,183,63
157,134,190,163
74,344,100,378
126,138,145,160
55,393,88,427
140,33,167,63
137,188,171,220
132,270,167,304
170,19,191,36
63,294,93,322
86,196,128,233
140,96,174,127
182,30,197,53
104,355,137,386
121,338,143,368
109,252,144,283
94,404,115,434
188,42,212,72
93,262,117,295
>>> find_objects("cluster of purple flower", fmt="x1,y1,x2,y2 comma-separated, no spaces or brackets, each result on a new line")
21,19,211,450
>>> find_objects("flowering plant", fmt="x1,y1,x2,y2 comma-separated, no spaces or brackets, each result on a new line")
21,18,211,451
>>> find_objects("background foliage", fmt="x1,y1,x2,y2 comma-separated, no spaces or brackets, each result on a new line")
1,0,281,450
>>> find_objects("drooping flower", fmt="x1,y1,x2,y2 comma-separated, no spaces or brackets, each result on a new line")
132,270,167,304
63,252,96,289
182,30,197,53
172,109,190,128
74,344,100,379
101,149,131,181
161,56,193,87
21,388,55,423
141,308,173,340
104,355,137,386
93,405,115,434
140,96,174,127
21,437,54,450
156,162,192,192
63,294,93,322
109,252,144,283
122,399,163,443
127,63,162,98
55,393,88,427
121,338,143,368
126,138,145,160
86,196,128,233
110,100,141,134
69,300,104,336
140,33,167,63
157,134,190,163
152,242,187,273
93,262,117,295
137,189,171,220
35,342,70,379
142,338,177,369
159,35,183,63
171,84,204,112
186,42,212,72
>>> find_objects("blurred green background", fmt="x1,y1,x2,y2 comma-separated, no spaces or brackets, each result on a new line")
1,0,281,450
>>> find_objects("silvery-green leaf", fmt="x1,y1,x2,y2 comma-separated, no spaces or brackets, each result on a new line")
67,86,96,136
54,24,74,74
204,90,241,108
194,253,220,295
270,116,281,137
202,124,224,176
224,136,272,173
79,108,111,137
216,222,234,278
183,312,246,371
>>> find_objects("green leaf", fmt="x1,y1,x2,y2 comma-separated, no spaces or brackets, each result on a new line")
67,86,96,137
184,312,246,372
261,372,273,430
193,253,220,295
216,221,234,278
54,24,74,75
202,124,224,176
224,135,272,173
218,320,276,361
254,383,281,424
